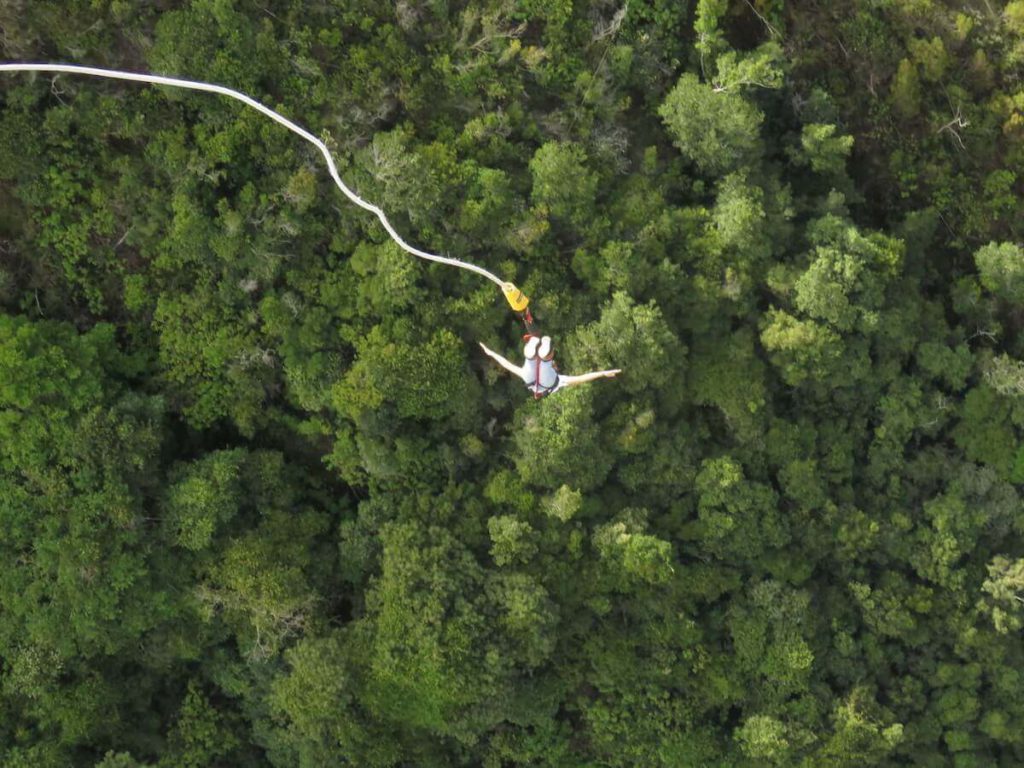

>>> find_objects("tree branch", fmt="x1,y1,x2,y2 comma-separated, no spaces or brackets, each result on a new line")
743,0,780,39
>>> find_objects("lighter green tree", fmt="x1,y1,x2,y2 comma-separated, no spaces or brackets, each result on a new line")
975,242,1024,303
658,73,764,176
981,556,1024,633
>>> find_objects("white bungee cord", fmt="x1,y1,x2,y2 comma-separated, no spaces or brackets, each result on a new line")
0,63,521,296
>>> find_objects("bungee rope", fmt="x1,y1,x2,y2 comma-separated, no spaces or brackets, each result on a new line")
0,62,531,313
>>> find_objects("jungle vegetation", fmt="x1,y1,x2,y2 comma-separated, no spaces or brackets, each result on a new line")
2,1,1024,765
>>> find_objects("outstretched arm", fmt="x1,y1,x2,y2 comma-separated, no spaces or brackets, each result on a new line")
559,369,622,388
479,342,528,382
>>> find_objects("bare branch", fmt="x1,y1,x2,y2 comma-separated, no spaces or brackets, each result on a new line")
112,226,132,250
743,0,781,39
593,3,629,43
470,21,527,52
937,103,969,150
712,79,777,93
49,76,68,105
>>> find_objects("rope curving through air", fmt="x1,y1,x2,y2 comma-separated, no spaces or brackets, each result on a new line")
0,62,511,289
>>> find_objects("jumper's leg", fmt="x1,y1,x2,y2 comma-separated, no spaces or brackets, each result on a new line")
539,336,553,360
524,336,541,359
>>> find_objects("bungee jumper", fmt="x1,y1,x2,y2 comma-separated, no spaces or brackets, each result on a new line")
488,287,620,397
0,62,620,399
479,335,621,399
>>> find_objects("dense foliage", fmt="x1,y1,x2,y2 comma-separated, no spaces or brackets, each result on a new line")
1,1,1024,765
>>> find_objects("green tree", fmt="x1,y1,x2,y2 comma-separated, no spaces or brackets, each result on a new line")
695,457,787,563
793,216,903,334
0,315,167,752
569,291,684,395
975,242,1024,304
658,73,764,176
890,58,922,120
798,123,855,177
159,681,239,768
712,42,785,93
815,690,903,766
269,631,398,767
736,714,790,762
512,386,613,491
529,141,599,226
980,556,1024,634
759,308,844,387
593,508,675,587
488,514,538,565
162,450,247,552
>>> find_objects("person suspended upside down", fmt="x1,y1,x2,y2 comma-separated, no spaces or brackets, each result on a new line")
479,335,621,398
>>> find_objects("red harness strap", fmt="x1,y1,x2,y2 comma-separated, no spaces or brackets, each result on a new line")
521,308,538,337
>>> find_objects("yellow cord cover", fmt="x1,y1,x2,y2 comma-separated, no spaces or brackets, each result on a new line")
502,282,529,312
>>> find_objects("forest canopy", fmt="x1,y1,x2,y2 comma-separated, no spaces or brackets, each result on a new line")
1,1,1024,766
